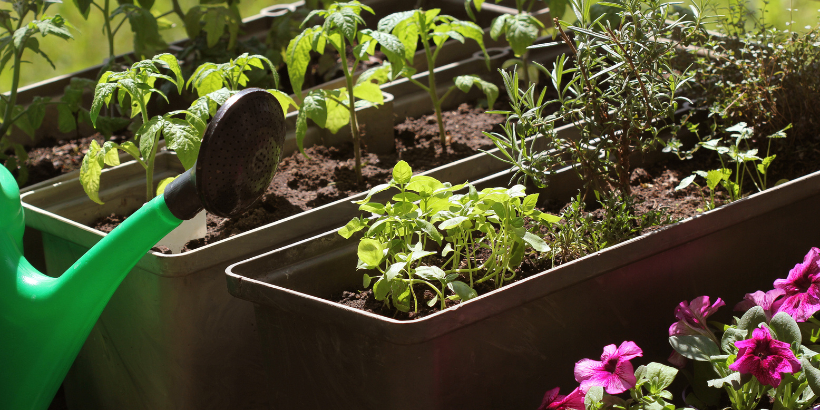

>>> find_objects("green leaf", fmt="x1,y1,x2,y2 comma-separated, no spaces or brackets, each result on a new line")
286,27,315,97
392,160,412,184
523,232,549,252
675,174,697,191
669,335,720,361
137,116,163,160
358,239,385,267
706,169,730,191
506,14,540,57
415,266,445,281
447,280,477,301
439,216,468,230
162,118,200,169
377,10,414,33
720,328,747,354
707,372,743,389
771,311,802,347
373,278,389,300
302,91,328,128
362,274,371,288
338,217,367,239
638,362,678,392
738,306,767,333
415,219,442,244
79,140,104,205
90,82,117,127
126,7,167,58
118,141,141,161
154,53,182,94
803,358,820,396
453,75,499,109
267,89,297,114
406,175,444,194
156,176,177,195
384,262,406,281
323,92,350,133
352,82,383,105
585,386,604,407
489,14,509,41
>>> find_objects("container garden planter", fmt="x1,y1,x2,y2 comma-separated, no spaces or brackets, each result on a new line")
225,165,820,410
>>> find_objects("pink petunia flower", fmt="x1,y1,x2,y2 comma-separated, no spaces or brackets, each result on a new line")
669,296,724,342
773,247,820,322
729,327,801,387
574,341,643,394
538,387,585,410
734,289,785,319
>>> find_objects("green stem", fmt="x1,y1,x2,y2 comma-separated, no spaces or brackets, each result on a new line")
339,44,363,185
0,47,24,138
170,0,186,23
421,32,447,149
137,99,154,202
103,0,115,61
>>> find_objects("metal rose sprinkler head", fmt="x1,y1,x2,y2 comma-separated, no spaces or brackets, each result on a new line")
0,87,285,410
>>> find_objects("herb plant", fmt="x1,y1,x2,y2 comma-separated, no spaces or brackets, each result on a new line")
81,54,202,204
0,0,73,184
377,9,498,148
487,0,709,199
675,122,789,207
338,160,558,313
287,1,405,185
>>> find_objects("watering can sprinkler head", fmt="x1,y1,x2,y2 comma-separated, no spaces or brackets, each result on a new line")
0,87,285,410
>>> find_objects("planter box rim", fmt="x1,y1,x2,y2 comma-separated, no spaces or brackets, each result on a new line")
226,166,820,344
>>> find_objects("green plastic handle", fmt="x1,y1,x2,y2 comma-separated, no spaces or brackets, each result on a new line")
0,179,182,409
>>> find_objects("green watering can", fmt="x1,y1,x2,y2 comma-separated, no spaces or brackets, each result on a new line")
0,88,286,410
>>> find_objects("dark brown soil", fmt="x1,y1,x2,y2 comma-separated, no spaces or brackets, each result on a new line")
179,103,505,249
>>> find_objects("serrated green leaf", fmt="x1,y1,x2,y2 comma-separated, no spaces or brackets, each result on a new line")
162,118,199,169
506,14,540,57
79,140,104,204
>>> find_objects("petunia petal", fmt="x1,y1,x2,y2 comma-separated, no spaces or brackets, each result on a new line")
615,341,643,361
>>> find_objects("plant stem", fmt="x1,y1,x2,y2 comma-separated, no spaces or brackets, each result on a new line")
137,99,154,202
421,31,447,149
0,47,23,138
103,0,114,61
170,0,186,23
338,44,363,185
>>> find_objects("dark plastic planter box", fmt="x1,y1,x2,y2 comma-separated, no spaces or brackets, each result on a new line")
225,168,820,410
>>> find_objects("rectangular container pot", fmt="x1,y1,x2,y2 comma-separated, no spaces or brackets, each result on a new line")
225,168,820,410
20,119,576,409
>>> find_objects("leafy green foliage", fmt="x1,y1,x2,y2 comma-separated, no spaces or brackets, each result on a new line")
188,52,294,114
544,192,674,266
671,306,819,410
110,3,168,59
338,161,558,313
184,2,242,50
490,0,709,200
287,1,402,184
377,9,496,147
57,77,130,138
0,0,74,185
674,122,790,208
82,54,202,204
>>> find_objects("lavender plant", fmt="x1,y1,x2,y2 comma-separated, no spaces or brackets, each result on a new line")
286,1,404,185
0,0,73,184
338,160,559,313
376,9,498,148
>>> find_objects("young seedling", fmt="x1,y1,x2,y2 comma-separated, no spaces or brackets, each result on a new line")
81,54,203,204
286,1,405,185
338,160,558,313
377,9,498,148
188,52,296,113
675,122,790,207
0,0,73,184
